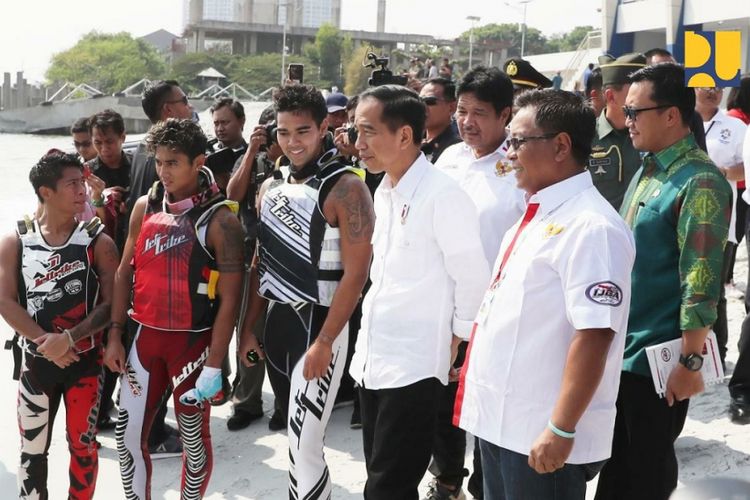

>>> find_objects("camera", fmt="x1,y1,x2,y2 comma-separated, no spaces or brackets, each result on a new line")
365,51,408,87
264,121,278,148
346,126,358,145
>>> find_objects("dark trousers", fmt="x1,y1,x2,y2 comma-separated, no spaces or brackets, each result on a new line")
479,440,605,500
428,342,475,489
360,377,441,500
715,242,734,365
731,211,750,399
231,310,266,415
594,371,689,500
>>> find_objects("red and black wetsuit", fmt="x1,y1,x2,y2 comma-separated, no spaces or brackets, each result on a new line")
16,217,104,500
115,171,237,500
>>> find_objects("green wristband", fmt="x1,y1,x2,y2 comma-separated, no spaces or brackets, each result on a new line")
547,420,575,439
91,196,104,208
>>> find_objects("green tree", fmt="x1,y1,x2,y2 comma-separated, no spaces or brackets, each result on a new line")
46,31,166,94
168,51,236,93
314,24,344,84
228,53,330,95
344,45,379,96
459,23,549,58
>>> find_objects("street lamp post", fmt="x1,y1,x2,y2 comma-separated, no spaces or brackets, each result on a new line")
280,2,289,86
466,15,481,69
520,0,532,58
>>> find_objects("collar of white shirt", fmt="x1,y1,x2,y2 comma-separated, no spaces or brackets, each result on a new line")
457,138,509,161
381,152,430,200
528,170,594,217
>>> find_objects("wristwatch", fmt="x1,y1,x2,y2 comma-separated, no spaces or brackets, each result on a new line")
678,353,704,371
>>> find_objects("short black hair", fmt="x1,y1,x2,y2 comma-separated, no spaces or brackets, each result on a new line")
644,48,673,65
29,150,83,203
210,97,245,121
359,85,426,146
272,84,327,126
70,117,90,135
426,77,456,101
89,109,125,136
457,66,514,114
586,67,602,96
628,63,694,125
346,95,359,112
727,74,750,116
146,118,208,161
258,105,276,125
515,89,597,165
142,80,181,123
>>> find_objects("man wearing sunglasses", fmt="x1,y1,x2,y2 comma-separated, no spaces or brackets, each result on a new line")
587,53,646,210
419,78,461,164
431,66,525,500
595,63,731,500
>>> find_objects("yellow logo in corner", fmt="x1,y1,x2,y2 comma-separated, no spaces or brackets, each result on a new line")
685,31,741,87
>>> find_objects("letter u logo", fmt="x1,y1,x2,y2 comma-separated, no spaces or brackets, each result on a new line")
685,31,741,87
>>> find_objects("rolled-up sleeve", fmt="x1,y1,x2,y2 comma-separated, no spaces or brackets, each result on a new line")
677,172,732,329
432,187,491,339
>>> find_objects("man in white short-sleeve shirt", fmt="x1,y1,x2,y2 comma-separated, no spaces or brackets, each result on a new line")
431,65,525,500
696,86,747,366
349,85,490,500
454,89,635,500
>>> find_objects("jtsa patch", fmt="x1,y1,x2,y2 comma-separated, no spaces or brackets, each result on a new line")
585,281,622,306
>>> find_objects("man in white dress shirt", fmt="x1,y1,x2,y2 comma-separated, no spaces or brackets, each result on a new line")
695,86,747,367
431,65,525,500
454,89,635,500
349,85,490,500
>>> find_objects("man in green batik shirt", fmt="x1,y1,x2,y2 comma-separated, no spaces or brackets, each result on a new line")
595,64,731,500
587,53,646,209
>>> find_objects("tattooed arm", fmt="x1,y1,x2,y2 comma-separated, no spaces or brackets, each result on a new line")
205,207,246,368
303,173,374,380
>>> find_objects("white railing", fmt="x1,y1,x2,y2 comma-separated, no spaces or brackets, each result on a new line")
563,29,602,91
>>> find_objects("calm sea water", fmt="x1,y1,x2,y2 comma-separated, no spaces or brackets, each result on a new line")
0,101,270,234
0,102,269,342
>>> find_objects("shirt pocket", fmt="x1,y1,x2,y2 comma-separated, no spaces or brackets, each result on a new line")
387,230,427,282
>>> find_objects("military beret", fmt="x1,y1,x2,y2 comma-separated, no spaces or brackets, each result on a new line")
598,53,646,86
503,58,553,90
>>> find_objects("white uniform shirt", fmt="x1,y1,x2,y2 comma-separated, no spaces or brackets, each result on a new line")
455,172,635,464
704,111,747,243
744,125,750,204
349,153,490,390
435,141,526,264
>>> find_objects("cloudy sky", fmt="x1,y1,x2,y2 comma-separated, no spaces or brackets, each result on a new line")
0,0,602,82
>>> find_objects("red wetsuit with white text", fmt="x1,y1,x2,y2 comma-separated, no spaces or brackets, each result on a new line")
115,170,237,500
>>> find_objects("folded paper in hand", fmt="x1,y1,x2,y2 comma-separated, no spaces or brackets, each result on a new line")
645,331,724,398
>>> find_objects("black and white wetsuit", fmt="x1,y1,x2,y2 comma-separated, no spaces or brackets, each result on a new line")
258,149,361,499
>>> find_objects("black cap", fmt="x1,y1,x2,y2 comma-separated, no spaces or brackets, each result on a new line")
598,53,646,86
503,58,553,90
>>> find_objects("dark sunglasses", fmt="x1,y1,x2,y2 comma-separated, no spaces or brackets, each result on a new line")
421,96,445,106
507,133,559,150
165,95,189,106
622,104,673,121
73,141,92,148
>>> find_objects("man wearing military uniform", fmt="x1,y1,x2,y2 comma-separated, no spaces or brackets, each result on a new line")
587,53,646,209
502,58,552,98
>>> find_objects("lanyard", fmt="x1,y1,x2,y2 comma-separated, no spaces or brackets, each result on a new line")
490,202,540,289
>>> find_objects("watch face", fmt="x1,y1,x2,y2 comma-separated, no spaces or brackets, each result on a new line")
683,353,704,371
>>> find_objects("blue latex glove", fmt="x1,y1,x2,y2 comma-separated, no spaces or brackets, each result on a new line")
179,366,222,406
